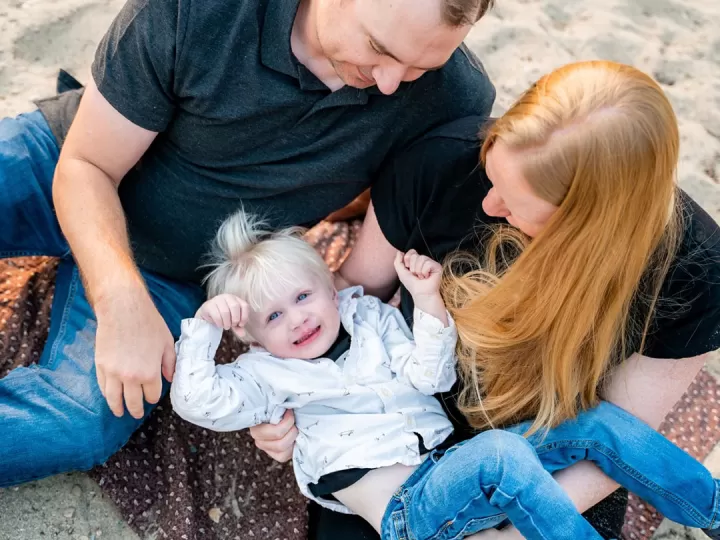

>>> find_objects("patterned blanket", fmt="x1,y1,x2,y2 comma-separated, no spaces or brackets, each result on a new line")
1,217,717,540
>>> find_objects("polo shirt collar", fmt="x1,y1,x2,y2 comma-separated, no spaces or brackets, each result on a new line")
260,0,302,79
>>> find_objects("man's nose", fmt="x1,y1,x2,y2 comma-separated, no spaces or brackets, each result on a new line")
372,63,406,95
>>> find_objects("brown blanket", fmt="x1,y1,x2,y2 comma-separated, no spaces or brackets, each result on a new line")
1,219,718,540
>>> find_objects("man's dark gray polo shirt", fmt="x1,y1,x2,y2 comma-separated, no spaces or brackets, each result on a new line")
38,0,495,283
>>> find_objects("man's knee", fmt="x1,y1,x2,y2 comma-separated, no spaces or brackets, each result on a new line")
0,366,143,486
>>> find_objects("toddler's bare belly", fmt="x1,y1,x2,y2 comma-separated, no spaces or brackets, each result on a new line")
332,457,427,533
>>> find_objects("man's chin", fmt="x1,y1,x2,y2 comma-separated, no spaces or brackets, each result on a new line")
334,64,374,89
342,74,375,89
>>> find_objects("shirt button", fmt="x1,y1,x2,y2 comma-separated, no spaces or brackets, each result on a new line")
424,369,435,377
381,388,392,397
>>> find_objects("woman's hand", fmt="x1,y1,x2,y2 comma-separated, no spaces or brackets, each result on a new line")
249,410,298,462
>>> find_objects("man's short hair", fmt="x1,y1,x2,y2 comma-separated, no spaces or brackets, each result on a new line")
442,0,494,26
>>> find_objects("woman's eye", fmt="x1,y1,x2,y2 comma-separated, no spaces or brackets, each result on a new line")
297,292,309,302
267,312,280,323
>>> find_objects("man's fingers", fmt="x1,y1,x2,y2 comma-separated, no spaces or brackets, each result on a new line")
162,344,177,382
255,425,298,456
124,382,145,420
104,377,125,417
96,365,106,397
267,448,294,463
143,376,163,405
250,410,294,441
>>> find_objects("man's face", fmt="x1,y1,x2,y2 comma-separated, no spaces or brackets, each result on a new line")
315,0,472,95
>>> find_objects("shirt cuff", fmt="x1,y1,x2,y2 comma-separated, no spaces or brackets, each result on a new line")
412,308,457,338
177,318,224,358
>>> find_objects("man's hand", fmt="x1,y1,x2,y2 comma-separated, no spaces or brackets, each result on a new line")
249,410,298,462
95,288,175,419
196,294,249,336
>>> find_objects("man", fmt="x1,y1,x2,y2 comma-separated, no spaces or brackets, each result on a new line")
0,0,495,485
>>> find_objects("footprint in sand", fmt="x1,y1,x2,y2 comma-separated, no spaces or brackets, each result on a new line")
12,2,123,74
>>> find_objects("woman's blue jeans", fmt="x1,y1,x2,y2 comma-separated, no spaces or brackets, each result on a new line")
0,110,205,486
382,400,720,540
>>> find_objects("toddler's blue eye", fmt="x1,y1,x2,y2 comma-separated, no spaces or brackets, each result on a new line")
268,312,280,322
297,293,309,302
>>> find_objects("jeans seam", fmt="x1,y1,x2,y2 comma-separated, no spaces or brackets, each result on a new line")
402,492,418,540
393,507,409,540
45,266,80,371
418,480,502,540
495,485,552,540
710,479,720,529
536,439,710,526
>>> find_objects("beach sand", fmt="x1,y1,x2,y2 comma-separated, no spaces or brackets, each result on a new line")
0,0,718,538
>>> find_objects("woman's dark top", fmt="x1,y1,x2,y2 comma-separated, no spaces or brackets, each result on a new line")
308,116,720,539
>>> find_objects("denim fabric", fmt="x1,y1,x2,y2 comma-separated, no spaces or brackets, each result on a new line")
0,110,205,486
382,401,720,540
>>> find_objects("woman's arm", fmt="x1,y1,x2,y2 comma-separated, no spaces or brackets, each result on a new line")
335,201,399,301
477,352,709,539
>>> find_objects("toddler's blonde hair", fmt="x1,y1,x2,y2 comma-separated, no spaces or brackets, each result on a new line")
203,209,334,316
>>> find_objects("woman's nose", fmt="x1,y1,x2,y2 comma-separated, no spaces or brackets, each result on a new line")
482,188,510,218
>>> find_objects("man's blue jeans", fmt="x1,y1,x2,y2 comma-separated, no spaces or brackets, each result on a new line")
0,110,205,486
382,401,720,540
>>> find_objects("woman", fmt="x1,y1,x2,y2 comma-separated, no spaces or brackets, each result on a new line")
252,60,720,539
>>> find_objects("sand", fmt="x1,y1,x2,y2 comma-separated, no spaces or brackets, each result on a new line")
0,0,718,538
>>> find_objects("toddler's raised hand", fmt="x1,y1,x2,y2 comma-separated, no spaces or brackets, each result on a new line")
394,249,442,299
195,294,249,336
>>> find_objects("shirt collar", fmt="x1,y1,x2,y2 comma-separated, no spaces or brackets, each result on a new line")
260,0,303,79
338,286,364,335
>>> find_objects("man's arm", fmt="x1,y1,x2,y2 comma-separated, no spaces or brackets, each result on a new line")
52,79,167,420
